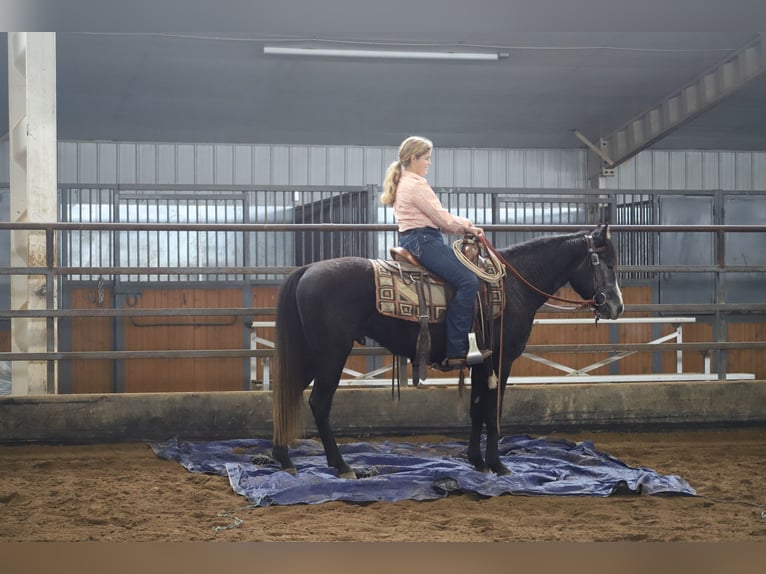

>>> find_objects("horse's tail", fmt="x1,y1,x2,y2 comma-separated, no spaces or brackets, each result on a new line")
272,265,311,449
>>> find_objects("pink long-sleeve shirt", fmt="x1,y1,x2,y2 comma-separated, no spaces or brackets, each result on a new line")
393,172,472,235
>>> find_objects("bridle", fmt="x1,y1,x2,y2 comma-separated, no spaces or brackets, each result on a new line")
581,233,611,319
479,233,610,317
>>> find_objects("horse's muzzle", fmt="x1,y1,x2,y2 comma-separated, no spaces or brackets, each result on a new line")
593,291,624,321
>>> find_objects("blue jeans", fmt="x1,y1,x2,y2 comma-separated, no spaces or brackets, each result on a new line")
399,227,479,358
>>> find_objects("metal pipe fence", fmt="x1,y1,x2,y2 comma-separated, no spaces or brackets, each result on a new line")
1,183,765,392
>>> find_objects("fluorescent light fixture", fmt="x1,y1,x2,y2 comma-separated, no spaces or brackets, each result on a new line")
263,46,499,61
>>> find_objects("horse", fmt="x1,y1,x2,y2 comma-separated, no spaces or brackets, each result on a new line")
271,224,624,478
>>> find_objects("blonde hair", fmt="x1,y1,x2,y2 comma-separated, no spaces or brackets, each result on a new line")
380,136,433,206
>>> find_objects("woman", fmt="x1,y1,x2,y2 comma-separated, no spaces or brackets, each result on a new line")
381,135,490,370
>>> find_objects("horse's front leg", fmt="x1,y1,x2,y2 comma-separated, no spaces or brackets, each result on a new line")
467,382,487,472
308,379,356,479
484,375,511,476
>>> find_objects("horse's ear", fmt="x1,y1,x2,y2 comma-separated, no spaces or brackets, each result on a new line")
592,223,603,240
592,222,611,244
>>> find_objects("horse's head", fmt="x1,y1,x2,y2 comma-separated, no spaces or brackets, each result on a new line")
569,224,624,321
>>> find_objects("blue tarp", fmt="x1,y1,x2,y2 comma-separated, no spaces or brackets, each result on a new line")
151,435,696,506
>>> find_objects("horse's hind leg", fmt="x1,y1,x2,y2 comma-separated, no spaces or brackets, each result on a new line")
271,369,314,474
272,445,294,473
309,354,356,478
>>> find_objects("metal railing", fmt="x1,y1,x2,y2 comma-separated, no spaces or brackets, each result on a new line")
1,218,765,393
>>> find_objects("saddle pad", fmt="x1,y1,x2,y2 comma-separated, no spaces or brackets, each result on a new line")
372,259,504,324
373,259,448,323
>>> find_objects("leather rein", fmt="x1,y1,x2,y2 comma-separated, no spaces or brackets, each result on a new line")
478,234,609,314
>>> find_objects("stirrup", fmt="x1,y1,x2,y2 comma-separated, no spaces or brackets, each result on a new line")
433,357,466,372
466,333,493,366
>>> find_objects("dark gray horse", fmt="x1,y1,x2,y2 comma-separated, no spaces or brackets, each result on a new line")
272,225,624,477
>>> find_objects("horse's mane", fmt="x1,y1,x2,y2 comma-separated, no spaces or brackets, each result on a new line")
497,230,588,260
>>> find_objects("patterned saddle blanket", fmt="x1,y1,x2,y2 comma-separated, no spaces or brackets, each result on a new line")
372,259,504,323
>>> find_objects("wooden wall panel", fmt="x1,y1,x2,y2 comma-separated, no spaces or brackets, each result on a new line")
728,322,766,380
656,320,762,379
614,286,653,375
123,288,244,392
516,286,654,377
67,287,115,394
0,328,10,352
60,284,765,394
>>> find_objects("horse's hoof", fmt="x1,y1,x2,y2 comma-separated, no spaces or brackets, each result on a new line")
491,464,512,476
354,466,380,478
250,454,273,466
339,469,357,479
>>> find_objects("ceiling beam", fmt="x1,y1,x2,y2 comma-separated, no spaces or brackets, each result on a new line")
593,33,766,179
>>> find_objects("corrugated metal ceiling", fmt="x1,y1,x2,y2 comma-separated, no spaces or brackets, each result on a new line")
1,2,765,152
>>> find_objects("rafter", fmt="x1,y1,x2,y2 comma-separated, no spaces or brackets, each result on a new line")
591,33,766,179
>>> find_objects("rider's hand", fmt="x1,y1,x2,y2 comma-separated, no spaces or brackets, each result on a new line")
468,226,484,238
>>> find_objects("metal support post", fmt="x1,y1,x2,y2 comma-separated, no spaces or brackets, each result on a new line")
8,32,58,395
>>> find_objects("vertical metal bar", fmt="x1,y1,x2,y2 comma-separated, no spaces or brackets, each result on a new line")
155,196,160,283
195,198,201,281
335,191,341,258
78,187,84,279
244,194,250,278
95,188,100,277
184,198,190,282
229,198,234,279
57,186,69,393
45,227,56,393
114,185,124,393
204,196,209,280
131,197,141,282
314,191,321,262
266,188,271,273
208,197,214,280
368,184,376,263
164,198,171,282
241,276,254,391
85,187,91,274
176,195,181,281
715,225,728,380
57,276,72,394
653,191,662,297
222,197,228,281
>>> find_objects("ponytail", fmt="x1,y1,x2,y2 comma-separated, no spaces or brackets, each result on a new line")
380,160,401,206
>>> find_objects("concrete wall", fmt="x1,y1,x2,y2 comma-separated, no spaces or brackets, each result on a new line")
1,380,764,443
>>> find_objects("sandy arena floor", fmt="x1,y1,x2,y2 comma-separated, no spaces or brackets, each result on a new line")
1,427,765,542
